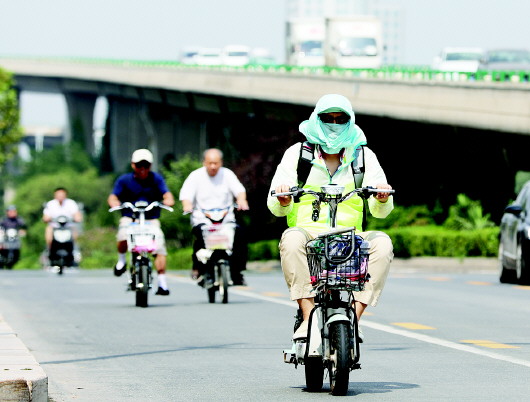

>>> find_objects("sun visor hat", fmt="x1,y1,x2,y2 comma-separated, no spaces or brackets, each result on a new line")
131,149,153,164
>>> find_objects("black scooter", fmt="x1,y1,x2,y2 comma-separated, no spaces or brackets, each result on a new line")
48,216,75,275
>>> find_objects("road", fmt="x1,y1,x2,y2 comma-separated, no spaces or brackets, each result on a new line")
0,265,529,401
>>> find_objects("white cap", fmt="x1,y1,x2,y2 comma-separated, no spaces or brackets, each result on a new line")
131,149,153,164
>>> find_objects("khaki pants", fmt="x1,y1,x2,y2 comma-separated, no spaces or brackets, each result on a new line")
279,227,393,307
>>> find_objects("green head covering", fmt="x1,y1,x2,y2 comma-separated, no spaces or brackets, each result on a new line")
299,94,366,155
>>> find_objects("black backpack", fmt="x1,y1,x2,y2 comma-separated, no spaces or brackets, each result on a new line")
296,141,368,230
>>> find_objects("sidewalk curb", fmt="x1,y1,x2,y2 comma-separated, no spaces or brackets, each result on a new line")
0,315,47,402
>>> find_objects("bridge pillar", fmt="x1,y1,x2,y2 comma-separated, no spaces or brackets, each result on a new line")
105,97,208,172
64,92,97,155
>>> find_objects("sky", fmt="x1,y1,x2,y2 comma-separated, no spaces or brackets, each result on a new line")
0,0,529,126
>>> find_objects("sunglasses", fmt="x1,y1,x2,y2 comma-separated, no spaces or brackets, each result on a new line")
135,161,152,169
319,113,351,124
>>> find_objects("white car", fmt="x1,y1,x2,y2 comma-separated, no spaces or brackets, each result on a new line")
432,47,484,73
195,48,222,66
180,47,199,65
221,45,251,66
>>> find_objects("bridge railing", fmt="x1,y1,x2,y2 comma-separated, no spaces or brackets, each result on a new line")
4,56,530,84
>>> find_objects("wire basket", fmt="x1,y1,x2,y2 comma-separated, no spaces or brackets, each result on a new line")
126,225,157,253
201,223,236,250
306,232,369,291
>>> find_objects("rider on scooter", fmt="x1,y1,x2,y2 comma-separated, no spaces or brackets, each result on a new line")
108,149,175,296
43,187,83,261
267,94,394,341
180,148,249,286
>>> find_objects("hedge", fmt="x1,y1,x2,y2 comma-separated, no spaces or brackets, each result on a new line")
247,226,500,261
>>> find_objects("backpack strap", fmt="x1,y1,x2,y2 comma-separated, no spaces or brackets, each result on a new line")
295,141,315,202
351,145,365,189
351,145,367,230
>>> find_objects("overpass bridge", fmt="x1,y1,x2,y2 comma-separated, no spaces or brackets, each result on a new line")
1,56,529,221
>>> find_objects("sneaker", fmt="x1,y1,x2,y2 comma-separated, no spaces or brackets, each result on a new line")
196,275,205,288
358,327,364,343
114,263,126,277
155,287,170,296
231,274,247,286
292,320,309,340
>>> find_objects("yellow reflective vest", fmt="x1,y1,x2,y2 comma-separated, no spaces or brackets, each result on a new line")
267,143,393,233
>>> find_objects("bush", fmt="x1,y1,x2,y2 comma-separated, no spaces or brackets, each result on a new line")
160,154,202,247
248,239,280,261
386,225,499,258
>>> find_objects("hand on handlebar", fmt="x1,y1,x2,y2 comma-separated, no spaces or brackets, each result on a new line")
373,183,393,203
274,184,293,207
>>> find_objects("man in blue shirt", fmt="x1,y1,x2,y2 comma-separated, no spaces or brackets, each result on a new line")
108,149,175,295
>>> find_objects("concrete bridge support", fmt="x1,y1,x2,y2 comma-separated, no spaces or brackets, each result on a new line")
105,97,208,172
64,92,97,154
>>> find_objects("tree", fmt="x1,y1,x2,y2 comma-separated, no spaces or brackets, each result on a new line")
0,67,23,168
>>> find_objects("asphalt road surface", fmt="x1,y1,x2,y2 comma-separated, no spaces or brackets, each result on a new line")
0,264,529,401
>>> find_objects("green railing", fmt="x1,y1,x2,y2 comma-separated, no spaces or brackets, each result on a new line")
3,55,530,83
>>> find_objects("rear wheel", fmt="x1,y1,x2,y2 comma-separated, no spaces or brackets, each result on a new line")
206,272,216,303
329,322,351,396
219,263,229,304
135,264,149,308
305,357,324,392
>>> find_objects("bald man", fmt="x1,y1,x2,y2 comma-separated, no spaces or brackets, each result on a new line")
180,148,249,286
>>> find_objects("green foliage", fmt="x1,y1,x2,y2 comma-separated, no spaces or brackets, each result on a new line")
77,227,118,268
248,239,280,260
386,225,499,258
13,168,114,228
515,172,530,194
366,204,435,230
443,194,495,230
160,154,202,246
15,143,94,183
0,68,23,167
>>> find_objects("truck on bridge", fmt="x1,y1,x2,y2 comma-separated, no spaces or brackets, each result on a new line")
286,16,383,69
324,15,383,69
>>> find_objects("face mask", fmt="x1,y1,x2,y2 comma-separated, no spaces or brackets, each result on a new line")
319,122,351,154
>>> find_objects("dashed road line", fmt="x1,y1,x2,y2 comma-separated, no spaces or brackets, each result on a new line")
392,322,436,330
461,340,519,349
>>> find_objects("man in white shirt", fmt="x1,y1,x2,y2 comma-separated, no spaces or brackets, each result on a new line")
180,148,249,285
42,187,83,249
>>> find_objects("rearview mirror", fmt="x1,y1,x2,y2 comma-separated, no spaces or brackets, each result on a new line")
504,205,523,216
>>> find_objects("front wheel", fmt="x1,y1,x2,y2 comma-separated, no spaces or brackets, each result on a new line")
516,241,530,285
329,322,351,396
305,357,324,392
499,242,516,283
135,263,150,308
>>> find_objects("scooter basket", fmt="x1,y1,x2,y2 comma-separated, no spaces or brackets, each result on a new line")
126,225,157,253
306,232,369,291
201,223,235,250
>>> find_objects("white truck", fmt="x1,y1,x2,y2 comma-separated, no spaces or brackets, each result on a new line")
285,18,326,67
324,15,383,69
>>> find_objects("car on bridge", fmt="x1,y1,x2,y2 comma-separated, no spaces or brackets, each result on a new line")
478,49,530,81
431,47,484,73
195,48,223,66
498,181,530,285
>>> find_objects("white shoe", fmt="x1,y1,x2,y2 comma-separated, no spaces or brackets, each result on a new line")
292,320,309,340
358,326,364,343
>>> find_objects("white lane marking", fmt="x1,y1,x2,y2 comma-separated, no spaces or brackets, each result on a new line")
171,275,530,368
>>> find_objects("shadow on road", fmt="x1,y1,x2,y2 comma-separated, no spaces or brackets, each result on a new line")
292,381,420,396
40,343,245,365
